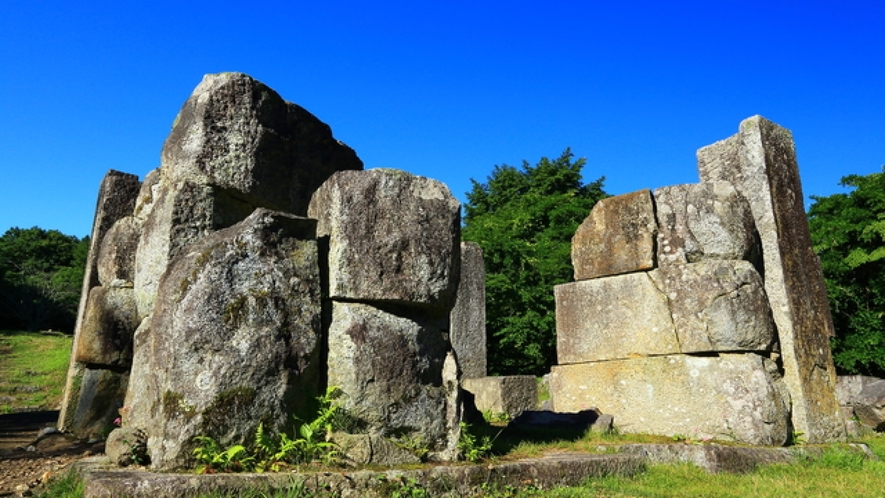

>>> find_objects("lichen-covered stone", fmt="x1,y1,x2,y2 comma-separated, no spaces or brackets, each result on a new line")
550,354,791,446
309,169,461,310
555,273,678,364
697,115,846,442
650,260,775,353
450,242,486,379
571,189,657,280
125,209,322,470
326,301,457,459
74,286,139,367
653,182,757,266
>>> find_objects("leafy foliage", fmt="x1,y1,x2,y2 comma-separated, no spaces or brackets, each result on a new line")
462,149,607,375
457,422,495,462
808,167,885,376
0,227,88,332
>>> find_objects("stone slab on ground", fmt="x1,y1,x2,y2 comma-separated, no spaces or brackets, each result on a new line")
549,354,791,446
461,375,538,419
79,452,644,497
73,442,874,497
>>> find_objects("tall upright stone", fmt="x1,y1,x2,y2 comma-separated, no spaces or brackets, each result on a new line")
58,170,141,434
450,241,486,379
697,115,846,442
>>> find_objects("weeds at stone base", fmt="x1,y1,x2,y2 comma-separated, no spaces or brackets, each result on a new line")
34,469,84,498
193,386,341,474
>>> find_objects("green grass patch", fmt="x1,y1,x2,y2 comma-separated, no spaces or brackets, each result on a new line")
0,330,72,413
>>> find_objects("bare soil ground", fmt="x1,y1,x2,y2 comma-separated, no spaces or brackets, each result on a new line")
0,411,104,496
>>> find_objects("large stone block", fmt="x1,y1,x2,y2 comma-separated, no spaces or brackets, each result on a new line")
653,182,757,266
549,354,791,446
125,209,322,470
650,260,775,353
555,273,678,364
74,286,139,367
571,189,657,280
309,169,461,310
462,376,537,419
161,72,363,215
450,241,486,379
697,115,846,442
326,301,459,459
59,170,141,433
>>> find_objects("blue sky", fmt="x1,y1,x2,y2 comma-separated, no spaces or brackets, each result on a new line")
2,1,883,238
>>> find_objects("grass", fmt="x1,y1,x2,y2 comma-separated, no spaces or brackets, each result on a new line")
0,330,72,413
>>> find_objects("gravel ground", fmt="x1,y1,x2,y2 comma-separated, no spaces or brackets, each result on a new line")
0,411,104,496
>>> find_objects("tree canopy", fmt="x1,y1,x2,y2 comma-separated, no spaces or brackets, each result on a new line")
808,167,885,377
462,149,607,375
0,227,88,332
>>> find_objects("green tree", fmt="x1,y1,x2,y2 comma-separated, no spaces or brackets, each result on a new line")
808,167,885,377
0,227,88,332
463,149,607,375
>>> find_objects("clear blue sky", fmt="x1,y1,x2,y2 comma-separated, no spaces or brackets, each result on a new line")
2,1,883,238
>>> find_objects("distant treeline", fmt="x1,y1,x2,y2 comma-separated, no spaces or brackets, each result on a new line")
0,227,88,333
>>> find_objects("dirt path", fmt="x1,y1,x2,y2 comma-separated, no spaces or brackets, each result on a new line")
0,411,104,496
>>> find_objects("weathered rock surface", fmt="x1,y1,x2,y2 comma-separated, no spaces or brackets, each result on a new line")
650,260,774,353
133,72,362,319
555,273,678,364
697,115,846,442
105,427,148,467
450,241,486,379
653,182,757,266
854,381,885,431
571,189,656,280
549,354,791,446
96,216,142,286
326,301,457,459
81,452,645,498
59,170,141,433
461,375,538,419
65,368,130,440
74,286,139,367
308,169,461,310
161,72,363,215
125,209,322,470
331,433,423,466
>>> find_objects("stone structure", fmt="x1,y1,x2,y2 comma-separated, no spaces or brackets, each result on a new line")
60,73,464,469
550,116,846,445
